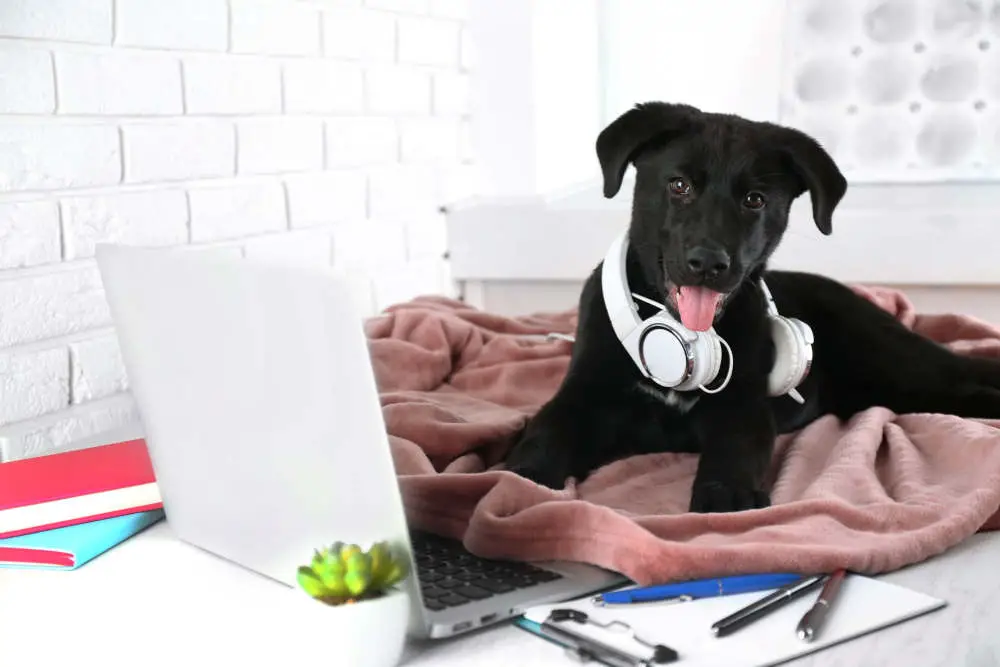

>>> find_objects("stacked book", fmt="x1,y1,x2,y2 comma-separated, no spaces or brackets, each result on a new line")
0,438,164,570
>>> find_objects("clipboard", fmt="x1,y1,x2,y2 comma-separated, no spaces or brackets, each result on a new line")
514,608,678,666
514,573,945,667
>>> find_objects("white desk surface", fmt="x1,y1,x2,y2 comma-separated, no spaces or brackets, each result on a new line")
1,520,998,667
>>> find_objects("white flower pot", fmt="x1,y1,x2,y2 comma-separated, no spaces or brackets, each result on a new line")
291,587,410,667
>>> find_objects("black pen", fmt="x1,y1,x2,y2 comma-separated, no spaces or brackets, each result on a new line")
710,574,827,638
796,568,847,642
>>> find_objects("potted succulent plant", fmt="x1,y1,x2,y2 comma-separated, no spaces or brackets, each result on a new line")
294,540,412,667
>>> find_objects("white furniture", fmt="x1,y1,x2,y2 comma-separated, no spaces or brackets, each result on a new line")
445,179,1000,324
2,429,999,666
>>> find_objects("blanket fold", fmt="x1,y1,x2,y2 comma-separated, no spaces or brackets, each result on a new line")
363,288,1000,585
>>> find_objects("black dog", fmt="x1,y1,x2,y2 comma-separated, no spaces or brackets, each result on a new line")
503,101,1000,513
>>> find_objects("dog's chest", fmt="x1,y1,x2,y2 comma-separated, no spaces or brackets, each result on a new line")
636,382,699,413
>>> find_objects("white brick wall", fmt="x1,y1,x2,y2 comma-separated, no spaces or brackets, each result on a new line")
123,120,236,182
55,50,183,115
0,201,62,268
282,61,364,113
398,17,460,66
236,118,324,174
188,181,287,241
183,55,283,114
61,190,189,259
0,0,113,44
0,47,56,114
0,348,70,425
322,8,396,62
0,0,477,461
0,123,122,191
116,0,229,51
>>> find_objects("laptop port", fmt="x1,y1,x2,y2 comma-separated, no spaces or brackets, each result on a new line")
480,613,498,624
452,621,472,633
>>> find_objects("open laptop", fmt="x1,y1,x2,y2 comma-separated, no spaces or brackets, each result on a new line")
95,243,626,640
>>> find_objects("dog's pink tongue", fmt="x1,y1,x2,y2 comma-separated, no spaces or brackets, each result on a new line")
676,286,723,331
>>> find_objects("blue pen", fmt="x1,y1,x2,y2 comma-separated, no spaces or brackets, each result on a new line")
591,572,805,606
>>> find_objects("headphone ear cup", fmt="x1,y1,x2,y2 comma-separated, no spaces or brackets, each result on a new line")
703,332,723,387
767,316,810,396
677,330,724,391
638,325,691,387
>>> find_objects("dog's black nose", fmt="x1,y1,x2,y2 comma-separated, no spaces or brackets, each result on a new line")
686,246,731,279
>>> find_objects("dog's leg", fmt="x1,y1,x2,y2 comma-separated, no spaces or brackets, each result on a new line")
503,418,577,490
688,396,775,513
503,395,605,489
854,350,1000,419
504,388,678,489
812,293,1000,420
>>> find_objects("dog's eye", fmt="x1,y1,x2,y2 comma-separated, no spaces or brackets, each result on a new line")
667,178,691,197
743,191,766,210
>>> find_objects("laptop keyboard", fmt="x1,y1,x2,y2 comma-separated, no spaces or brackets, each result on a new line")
410,531,564,611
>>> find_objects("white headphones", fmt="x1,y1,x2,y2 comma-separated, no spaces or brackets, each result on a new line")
600,231,814,403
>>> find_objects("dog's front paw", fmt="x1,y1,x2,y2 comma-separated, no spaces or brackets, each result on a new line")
506,460,571,490
689,479,770,513
504,444,571,490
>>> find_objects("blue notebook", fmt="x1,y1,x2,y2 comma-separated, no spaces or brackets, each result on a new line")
0,508,165,570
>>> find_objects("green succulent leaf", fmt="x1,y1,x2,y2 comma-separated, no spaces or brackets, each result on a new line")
345,551,371,579
339,543,362,564
344,569,372,597
320,570,349,597
368,543,390,587
375,544,408,589
297,566,328,598
383,564,401,589
315,553,345,580
311,548,329,570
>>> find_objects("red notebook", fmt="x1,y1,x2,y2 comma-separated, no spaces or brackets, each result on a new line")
0,438,162,540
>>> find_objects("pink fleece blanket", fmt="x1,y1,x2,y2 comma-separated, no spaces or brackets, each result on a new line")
364,286,1000,585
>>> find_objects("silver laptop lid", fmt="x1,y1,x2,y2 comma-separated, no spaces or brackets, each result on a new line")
96,244,419,600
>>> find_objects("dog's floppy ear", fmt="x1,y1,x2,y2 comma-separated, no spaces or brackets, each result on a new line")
595,102,700,198
776,127,847,236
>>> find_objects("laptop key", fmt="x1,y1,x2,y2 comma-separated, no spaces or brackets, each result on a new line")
504,576,541,588
419,571,443,583
473,579,516,594
438,578,464,589
424,599,446,612
453,584,491,601
438,594,471,607
421,586,448,598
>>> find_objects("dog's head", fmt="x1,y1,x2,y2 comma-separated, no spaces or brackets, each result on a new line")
596,101,847,332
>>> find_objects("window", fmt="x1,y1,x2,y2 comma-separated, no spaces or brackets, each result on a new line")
602,0,1000,184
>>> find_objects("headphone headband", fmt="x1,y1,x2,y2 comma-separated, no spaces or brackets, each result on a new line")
600,230,643,341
